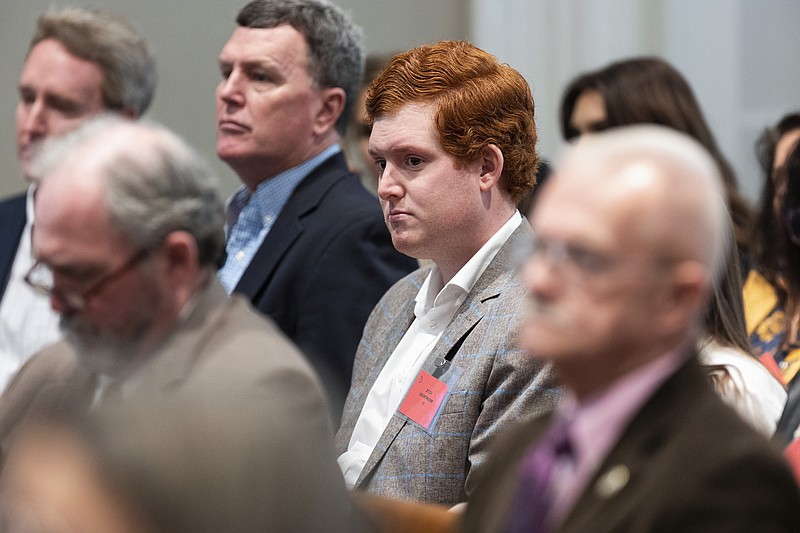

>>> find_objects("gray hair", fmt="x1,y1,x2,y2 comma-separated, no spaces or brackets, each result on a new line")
31,116,225,267
29,6,157,116
236,0,364,134
558,124,731,284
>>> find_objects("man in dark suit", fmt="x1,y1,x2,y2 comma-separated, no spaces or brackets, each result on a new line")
215,0,416,416
0,7,155,393
464,125,800,532
335,41,559,505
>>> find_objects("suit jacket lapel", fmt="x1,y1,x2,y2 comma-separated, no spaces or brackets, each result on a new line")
365,298,417,392
559,357,704,532
354,274,503,488
421,221,530,374
0,194,27,297
233,153,347,299
353,292,417,488
355,222,532,488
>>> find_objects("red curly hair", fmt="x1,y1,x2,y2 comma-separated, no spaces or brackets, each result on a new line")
365,41,538,202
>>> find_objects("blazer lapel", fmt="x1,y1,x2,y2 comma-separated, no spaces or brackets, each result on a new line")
559,357,703,532
364,298,417,393
234,210,302,298
420,221,531,375
353,295,417,488
232,153,348,300
355,222,532,488
355,294,487,489
0,194,27,296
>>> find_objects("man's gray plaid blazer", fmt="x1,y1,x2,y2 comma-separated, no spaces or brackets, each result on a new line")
335,221,560,505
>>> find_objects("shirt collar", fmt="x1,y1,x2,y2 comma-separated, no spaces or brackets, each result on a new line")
415,211,523,314
557,346,691,470
26,184,36,223
226,144,341,229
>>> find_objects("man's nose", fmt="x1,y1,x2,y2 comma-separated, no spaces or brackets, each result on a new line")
376,163,402,202
20,99,48,136
217,72,244,106
522,253,560,301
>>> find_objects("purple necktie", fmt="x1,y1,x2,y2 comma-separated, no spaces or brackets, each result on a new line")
503,418,573,533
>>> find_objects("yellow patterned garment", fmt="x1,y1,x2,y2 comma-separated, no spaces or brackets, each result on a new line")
744,269,800,384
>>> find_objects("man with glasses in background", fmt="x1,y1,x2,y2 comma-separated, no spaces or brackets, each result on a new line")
464,126,800,532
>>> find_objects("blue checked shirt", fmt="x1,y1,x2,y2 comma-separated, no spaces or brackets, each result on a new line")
218,144,341,293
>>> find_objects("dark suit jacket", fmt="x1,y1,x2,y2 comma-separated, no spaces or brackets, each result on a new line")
464,357,800,533
232,152,417,416
336,222,560,505
0,193,27,299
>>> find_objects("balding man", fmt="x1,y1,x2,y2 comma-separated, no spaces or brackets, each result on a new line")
0,120,352,528
464,126,800,533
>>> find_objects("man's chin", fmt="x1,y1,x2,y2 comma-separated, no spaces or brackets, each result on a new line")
61,323,133,377
18,158,33,182
73,343,133,377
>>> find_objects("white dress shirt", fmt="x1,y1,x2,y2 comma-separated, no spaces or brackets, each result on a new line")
218,144,341,292
338,212,523,487
0,186,61,393
698,339,786,436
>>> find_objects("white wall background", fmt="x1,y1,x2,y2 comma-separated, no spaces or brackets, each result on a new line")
1,0,797,202
0,0,467,199
471,0,800,201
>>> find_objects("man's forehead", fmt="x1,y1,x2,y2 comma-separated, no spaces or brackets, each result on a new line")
369,104,437,151
220,25,308,63
534,166,660,248
20,39,104,99
33,175,119,259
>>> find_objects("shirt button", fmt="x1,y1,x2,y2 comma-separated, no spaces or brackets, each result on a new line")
396,374,403,383
235,251,245,261
429,320,437,329
780,361,789,370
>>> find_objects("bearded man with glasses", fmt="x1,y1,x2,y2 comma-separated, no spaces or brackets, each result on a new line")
0,117,353,522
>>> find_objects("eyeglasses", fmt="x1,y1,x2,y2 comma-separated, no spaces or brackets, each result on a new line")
526,236,616,277
519,234,677,289
24,248,151,311
784,208,800,245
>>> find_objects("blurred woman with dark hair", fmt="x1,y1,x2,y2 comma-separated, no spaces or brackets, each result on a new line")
747,132,800,450
560,58,785,435
561,57,753,259
746,114,800,386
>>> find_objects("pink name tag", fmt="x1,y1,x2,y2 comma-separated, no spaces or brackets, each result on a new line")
398,370,449,430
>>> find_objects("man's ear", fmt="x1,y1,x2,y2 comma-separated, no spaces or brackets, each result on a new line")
654,260,709,336
160,230,199,277
478,144,504,192
313,87,346,136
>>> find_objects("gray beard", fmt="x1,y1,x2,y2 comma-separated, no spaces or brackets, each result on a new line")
60,314,142,377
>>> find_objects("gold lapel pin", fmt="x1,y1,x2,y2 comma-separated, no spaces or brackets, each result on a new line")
594,464,630,499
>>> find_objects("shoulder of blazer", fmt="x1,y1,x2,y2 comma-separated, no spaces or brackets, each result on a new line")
0,193,27,244
285,151,372,218
466,220,532,304
0,193,28,298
